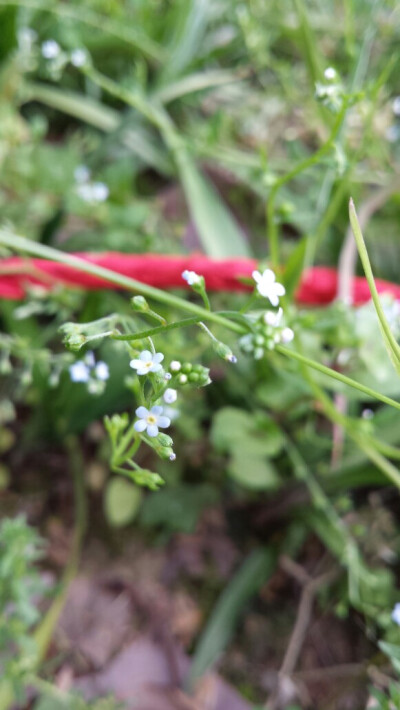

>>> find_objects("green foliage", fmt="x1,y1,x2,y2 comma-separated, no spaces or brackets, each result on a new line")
0,517,46,692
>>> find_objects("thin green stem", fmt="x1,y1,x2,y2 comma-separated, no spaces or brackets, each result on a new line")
267,106,346,268
113,316,204,341
277,345,400,413
349,199,400,367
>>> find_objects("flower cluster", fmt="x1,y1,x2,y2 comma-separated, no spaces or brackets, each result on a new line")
74,165,109,204
69,351,109,394
240,309,294,359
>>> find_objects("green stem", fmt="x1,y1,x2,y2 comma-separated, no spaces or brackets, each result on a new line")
113,316,203,341
267,105,346,269
277,345,400,413
349,199,400,367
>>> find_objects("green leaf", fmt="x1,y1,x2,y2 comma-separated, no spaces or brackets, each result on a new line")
187,548,275,689
104,478,142,527
379,641,400,662
174,152,251,258
282,236,307,301
229,453,279,490
212,407,284,457
140,484,218,533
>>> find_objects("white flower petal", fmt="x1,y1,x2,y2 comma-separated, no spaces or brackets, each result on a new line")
153,352,164,364
147,424,159,437
134,419,147,432
151,405,163,415
136,406,149,418
157,416,170,428
139,350,152,361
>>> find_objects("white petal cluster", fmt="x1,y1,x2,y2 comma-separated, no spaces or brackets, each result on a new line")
182,270,202,286
69,351,109,393
252,269,285,306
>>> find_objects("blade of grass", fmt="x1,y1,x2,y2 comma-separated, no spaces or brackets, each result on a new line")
186,548,275,690
349,198,400,374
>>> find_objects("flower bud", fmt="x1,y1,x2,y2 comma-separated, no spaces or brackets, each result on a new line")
131,295,149,312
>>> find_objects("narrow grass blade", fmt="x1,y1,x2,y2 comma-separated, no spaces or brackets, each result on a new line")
186,548,275,689
174,150,251,257
158,0,211,84
349,198,400,375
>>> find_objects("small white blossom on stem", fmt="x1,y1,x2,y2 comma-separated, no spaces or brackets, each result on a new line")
392,603,400,625
95,362,110,381
134,405,170,437
169,360,181,372
71,48,88,67
252,269,285,306
182,270,202,286
263,308,283,327
281,327,294,344
69,361,90,383
163,388,177,404
69,351,109,387
130,350,164,375
41,39,60,59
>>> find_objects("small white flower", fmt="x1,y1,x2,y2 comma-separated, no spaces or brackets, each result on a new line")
170,360,181,372
41,39,60,59
74,165,90,184
324,67,337,81
95,361,109,381
182,270,202,286
264,308,283,327
134,405,170,437
91,182,109,202
130,350,164,376
280,327,294,344
392,603,400,625
179,374,188,384
76,181,109,203
71,48,88,68
69,361,90,383
252,269,285,306
163,388,177,404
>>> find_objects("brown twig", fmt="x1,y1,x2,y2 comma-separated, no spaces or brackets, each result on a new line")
266,559,340,709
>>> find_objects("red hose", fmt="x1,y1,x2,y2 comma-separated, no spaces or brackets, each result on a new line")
1,253,400,305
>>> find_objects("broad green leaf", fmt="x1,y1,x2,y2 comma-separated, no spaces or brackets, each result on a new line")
187,548,275,689
229,453,279,490
104,478,142,527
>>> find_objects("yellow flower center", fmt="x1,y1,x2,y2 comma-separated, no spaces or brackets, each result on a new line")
147,415,157,424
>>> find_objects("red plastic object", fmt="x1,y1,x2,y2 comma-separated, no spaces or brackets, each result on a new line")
1,253,400,305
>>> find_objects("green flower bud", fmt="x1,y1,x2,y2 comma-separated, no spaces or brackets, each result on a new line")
181,362,192,374
213,340,238,363
131,295,149,312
